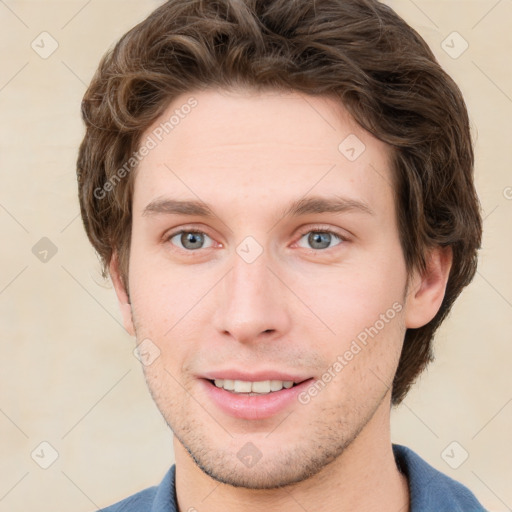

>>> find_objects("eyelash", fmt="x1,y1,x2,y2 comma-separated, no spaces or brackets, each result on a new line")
164,225,349,255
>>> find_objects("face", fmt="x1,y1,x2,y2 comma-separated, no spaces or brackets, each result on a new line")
113,88,435,489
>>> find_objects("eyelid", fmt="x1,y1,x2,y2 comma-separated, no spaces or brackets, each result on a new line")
163,222,214,237
295,224,351,241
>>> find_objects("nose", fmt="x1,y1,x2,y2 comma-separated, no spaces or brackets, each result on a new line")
212,249,292,345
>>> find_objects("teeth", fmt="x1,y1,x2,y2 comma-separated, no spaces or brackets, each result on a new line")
223,379,235,391
213,379,295,394
235,380,252,393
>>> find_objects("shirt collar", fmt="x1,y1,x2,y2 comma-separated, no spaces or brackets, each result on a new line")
150,444,484,511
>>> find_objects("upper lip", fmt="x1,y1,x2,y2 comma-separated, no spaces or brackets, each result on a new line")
201,370,312,383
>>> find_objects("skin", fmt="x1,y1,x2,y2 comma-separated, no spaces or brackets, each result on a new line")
110,87,452,512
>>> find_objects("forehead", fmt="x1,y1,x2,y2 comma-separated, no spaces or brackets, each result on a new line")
132,88,394,218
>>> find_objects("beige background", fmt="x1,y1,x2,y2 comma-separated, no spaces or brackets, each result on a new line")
0,1,511,511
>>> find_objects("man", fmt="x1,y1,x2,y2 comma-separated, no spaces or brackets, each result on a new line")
77,0,485,510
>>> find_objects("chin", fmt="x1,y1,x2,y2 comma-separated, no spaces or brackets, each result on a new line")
195,460,315,490
176,427,345,490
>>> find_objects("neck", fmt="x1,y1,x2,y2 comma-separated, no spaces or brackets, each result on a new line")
173,402,409,512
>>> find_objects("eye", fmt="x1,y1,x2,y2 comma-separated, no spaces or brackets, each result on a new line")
167,230,214,251
295,228,346,251
164,226,347,253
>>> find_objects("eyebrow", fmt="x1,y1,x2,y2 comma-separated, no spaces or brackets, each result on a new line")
142,195,375,220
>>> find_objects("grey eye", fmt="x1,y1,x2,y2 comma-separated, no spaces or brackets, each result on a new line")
297,231,343,250
170,231,213,251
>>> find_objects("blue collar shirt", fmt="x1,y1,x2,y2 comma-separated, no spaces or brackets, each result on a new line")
99,444,487,511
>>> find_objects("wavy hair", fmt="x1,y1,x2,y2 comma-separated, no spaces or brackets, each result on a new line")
77,0,482,405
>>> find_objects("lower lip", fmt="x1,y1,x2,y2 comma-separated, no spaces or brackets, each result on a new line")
200,378,315,420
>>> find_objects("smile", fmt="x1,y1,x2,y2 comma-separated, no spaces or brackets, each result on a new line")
201,377,315,420
212,379,297,395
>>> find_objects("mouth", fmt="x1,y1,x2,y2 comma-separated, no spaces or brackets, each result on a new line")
199,375,315,420
207,378,304,396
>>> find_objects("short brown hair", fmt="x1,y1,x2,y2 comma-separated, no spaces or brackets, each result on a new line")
77,0,482,405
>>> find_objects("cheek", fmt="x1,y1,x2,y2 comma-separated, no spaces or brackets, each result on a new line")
294,257,407,347
127,245,202,331
305,301,406,410
127,257,215,374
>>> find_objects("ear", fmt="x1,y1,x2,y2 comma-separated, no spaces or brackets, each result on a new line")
109,252,135,337
404,246,453,329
